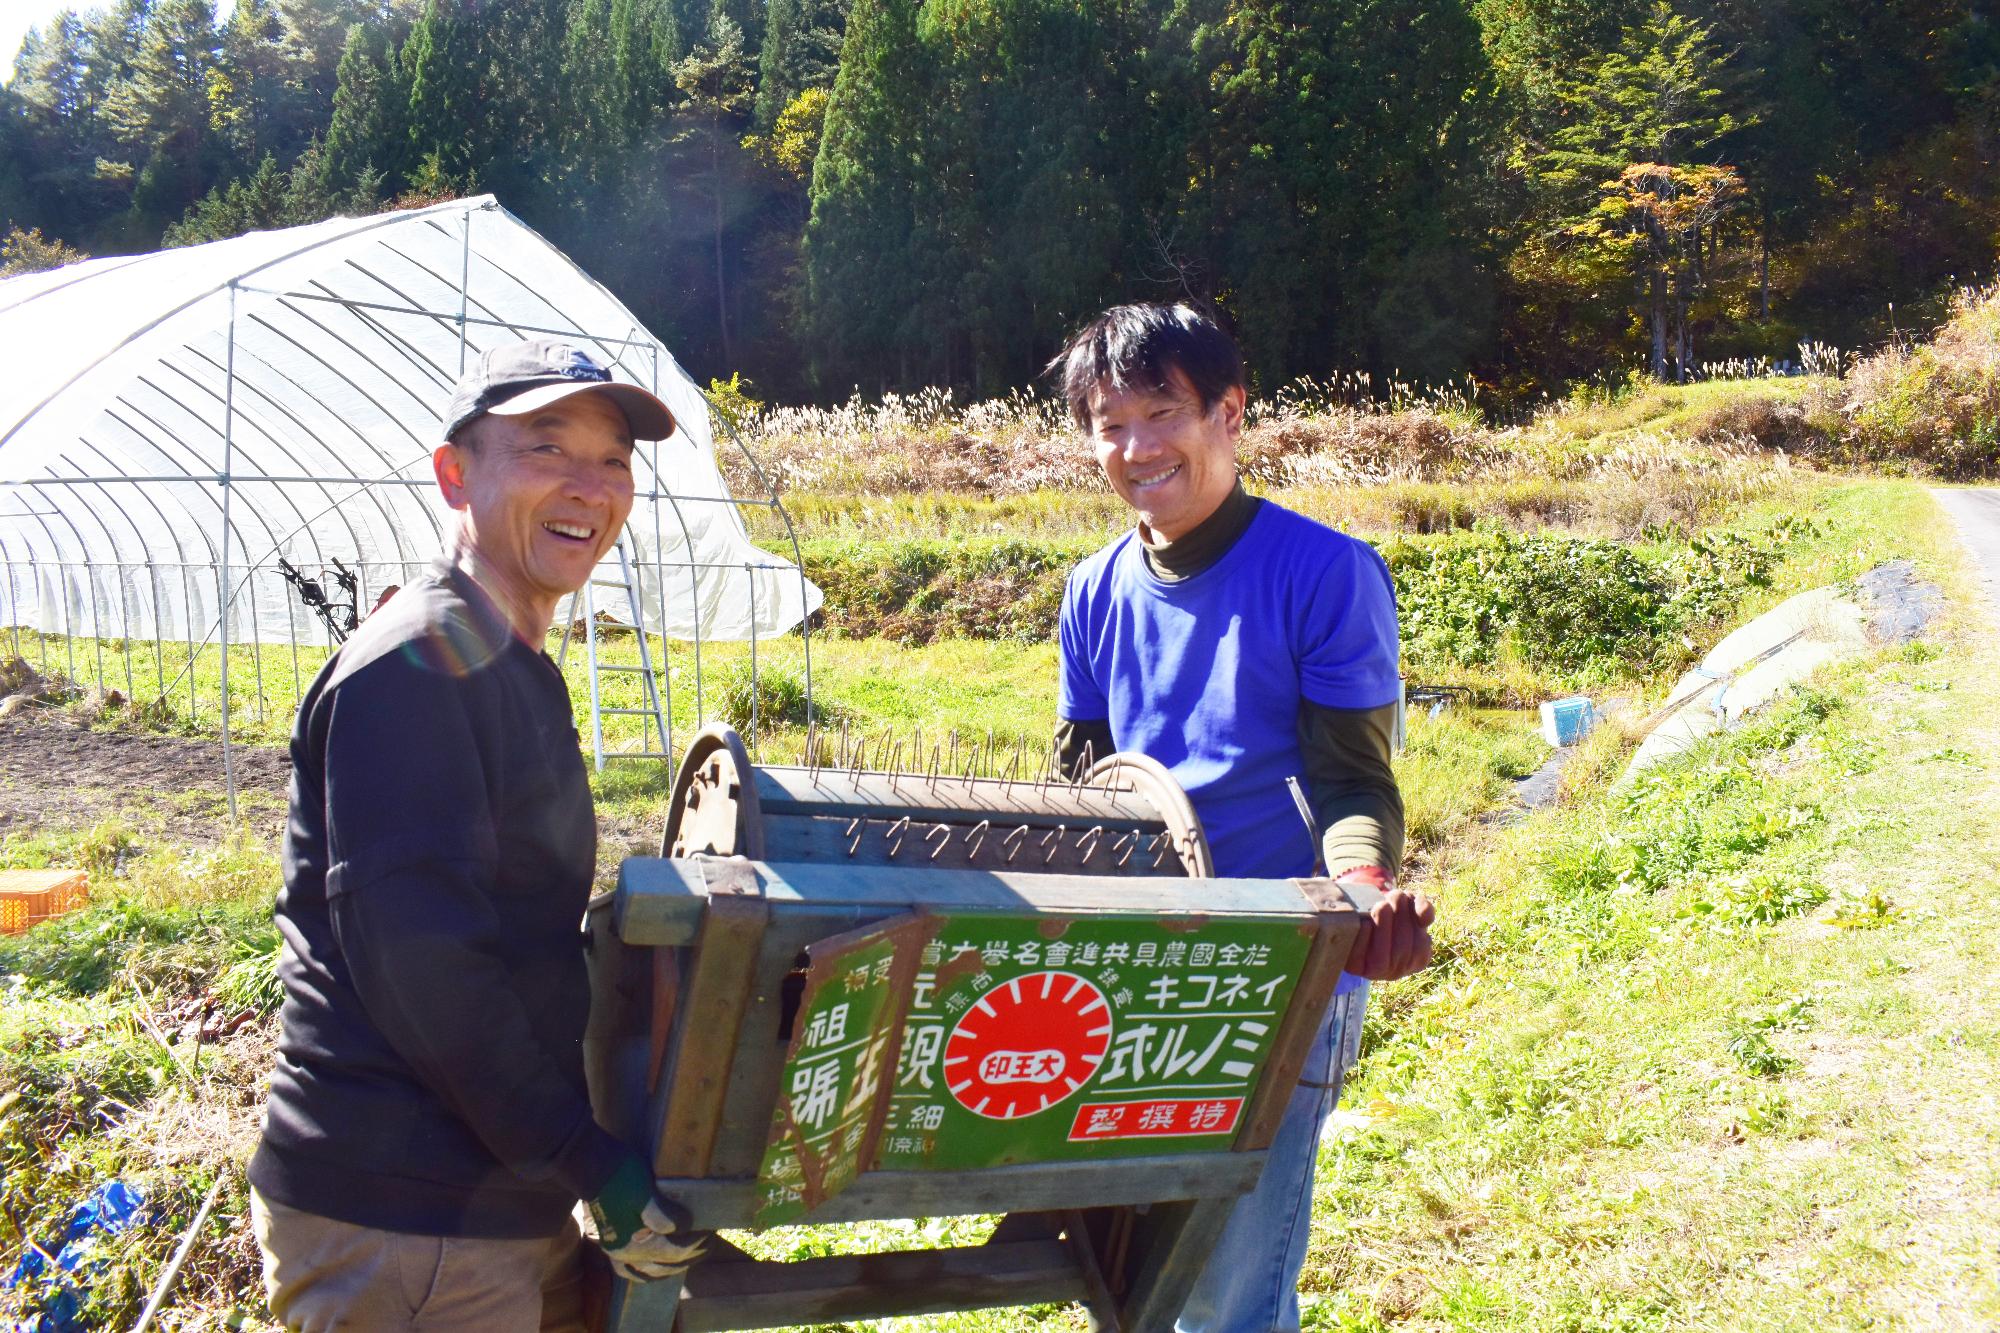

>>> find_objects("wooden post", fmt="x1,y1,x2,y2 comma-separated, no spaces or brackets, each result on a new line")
651,867,768,1178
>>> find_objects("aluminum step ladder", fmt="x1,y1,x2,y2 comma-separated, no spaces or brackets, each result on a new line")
558,538,671,771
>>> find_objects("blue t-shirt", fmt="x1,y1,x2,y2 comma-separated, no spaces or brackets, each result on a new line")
1058,501,1401,883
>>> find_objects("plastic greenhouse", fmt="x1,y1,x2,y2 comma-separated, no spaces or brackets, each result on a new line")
0,196,820,803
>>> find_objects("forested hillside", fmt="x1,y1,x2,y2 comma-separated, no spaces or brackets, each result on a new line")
5,0,1999,405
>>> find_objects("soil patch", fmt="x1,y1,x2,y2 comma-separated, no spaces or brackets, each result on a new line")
0,707,666,872
0,708,292,844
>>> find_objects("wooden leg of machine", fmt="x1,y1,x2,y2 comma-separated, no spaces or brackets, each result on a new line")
1061,1210,1123,1333
1111,1196,1237,1332
604,1273,685,1332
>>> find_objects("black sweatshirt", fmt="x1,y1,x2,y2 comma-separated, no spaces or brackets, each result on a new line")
249,558,627,1238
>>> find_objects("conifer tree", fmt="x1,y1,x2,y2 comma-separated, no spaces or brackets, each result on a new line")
12,17,88,123
322,20,404,191
1535,1,1744,377
666,0,722,71
552,0,629,205
670,10,758,367
9,12,130,236
105,0,214,156
89,0,159,105
214,0,296,166
1196,0,1496,385
401,0,482,180
804,0,934,389
609,0,682,126
919,0,1133,391
165,146,381,246
276,0,380,115
106,0,220,226
0,86,34,230
474,0,570,193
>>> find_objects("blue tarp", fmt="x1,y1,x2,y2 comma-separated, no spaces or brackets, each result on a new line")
4,1181,146,1333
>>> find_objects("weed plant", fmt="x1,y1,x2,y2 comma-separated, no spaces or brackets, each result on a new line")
0,819,138,884
716,658,817,732
1396,709,1548,854
0,845,278,1000
1840,281,2000,475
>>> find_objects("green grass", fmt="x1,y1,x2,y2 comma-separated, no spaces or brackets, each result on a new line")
1287,494,1997,1330
0,835,280,996
0,818,138,883
1397,709,1548,855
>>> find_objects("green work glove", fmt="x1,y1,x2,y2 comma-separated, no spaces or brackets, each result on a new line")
588,1156,709,1282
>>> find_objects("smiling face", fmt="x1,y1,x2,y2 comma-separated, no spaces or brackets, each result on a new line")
1086,368,1245,543
433,389,637,640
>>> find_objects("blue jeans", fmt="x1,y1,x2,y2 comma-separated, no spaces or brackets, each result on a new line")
1176,981,1368,1333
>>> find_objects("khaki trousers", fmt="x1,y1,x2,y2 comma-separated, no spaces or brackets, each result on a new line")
251,1188,595,1333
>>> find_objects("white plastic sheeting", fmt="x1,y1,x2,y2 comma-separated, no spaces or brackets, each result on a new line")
0,196,820,651
1620,585,1872,781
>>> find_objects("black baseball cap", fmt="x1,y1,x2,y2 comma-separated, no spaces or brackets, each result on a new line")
442,339,676,443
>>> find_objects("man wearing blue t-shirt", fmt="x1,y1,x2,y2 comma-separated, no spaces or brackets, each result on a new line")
1050,303,1435,1332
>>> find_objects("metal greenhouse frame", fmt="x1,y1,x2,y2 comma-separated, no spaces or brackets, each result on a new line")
0,196,821,811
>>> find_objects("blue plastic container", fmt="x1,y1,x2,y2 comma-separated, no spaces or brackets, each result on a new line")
1539,695,1598,747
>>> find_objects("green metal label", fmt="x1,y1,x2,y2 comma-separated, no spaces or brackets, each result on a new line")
875,913,1314,1173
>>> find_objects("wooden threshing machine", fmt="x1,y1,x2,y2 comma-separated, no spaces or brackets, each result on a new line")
585,724,1378,1331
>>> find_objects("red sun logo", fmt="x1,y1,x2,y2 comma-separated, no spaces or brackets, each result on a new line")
943,970,1113,1119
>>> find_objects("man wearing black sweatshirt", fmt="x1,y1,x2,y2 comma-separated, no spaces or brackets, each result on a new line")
249,341,702,1331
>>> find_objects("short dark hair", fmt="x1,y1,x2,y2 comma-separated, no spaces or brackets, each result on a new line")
449,414,488,449
1048,303,1246,429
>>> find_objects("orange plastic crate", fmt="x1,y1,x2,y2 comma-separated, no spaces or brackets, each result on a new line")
0,868,90,935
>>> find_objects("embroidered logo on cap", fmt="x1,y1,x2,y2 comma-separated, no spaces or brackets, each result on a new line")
550,345,609,382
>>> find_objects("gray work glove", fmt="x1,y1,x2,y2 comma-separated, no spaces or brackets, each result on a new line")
588,1156,709,1282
